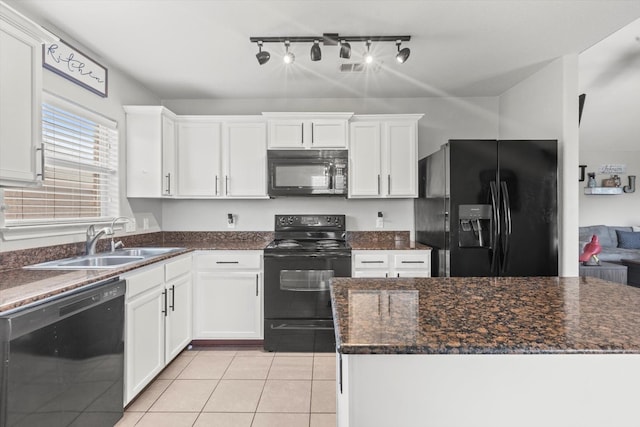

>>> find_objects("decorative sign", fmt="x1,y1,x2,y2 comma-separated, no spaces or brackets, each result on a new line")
598,164,626,174
43,39,108,97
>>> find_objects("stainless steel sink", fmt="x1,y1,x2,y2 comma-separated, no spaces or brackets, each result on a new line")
24,247,185,270
112,247,183,257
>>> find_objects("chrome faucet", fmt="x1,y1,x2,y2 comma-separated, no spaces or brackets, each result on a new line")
109,217,131,252
85,225,113,256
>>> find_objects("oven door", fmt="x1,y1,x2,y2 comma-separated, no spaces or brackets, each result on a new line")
264,253,351,319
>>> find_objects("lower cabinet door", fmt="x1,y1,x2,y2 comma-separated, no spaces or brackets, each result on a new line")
125,284,165,404
165,273,192,363
194,271,262,339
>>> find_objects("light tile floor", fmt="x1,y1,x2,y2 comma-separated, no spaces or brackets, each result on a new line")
117,347,337,427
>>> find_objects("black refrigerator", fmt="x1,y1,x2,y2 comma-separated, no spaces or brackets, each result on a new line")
414,139,558,277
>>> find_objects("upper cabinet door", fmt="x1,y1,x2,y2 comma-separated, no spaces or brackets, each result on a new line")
0,15,43,187
177,120,222,197
385,121,417,198
268,120,304,148
223,122,267,198
161,116,177,196
349,122,382,197
307,120,348,148
125,106,176,197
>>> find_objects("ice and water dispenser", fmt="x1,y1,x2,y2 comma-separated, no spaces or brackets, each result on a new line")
458,205,492,248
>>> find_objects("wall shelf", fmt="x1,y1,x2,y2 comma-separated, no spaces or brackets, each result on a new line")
584,187,623,195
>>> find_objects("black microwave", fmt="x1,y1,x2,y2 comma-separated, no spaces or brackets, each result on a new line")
267,150,348,197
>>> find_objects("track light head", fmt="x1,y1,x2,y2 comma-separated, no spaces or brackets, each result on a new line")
283,41,295,64
364,40,373,64
255,41,270,65
395,41,410,63
310,40,322,61
339,40,351,59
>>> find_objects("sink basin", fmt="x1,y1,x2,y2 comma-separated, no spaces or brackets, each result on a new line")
112,247,183,257
24,247,185,270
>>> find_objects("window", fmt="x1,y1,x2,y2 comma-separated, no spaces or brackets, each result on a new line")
2,93,119,227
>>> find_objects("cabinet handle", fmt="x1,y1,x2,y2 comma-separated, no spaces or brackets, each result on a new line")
170,285,175,311
225,175,229,195
362,260,384,264
35,145,44,178
162,289,168,316
387,175,391,195
165,173,171,194
339,353,343,394
216,261,239,264
377,174,381,195
385,272,388,278
311,122,314,144
256,274,259,297
401,260,425,264
301,123,304,145
215,175,219,195
397,273,400,278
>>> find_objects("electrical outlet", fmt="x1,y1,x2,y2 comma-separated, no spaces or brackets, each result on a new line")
227,214,236,229
376,218,384,228
125,219,136,233
143,218,149,230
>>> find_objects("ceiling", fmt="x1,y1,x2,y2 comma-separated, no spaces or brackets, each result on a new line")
8,0,640,100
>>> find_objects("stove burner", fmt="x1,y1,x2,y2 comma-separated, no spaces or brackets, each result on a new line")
276,239,302,248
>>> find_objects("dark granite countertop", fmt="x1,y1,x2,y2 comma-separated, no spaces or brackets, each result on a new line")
0,249,193,313
331,276,640,355
349,241,430,250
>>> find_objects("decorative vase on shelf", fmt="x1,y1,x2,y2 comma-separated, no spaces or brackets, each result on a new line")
587,173,597,188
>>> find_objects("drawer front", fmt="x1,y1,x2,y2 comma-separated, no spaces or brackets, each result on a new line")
393,252,430,270
195,251,262,270
126,265,164,299
165,254,192,281
353,251,389,269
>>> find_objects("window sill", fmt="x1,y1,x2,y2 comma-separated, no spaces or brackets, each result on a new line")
1,219,122,242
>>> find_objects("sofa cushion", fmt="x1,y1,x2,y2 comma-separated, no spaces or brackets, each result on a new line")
579,225,614,247
616,230,640,249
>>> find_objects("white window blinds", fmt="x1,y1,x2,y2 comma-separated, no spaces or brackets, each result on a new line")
3,94,119,225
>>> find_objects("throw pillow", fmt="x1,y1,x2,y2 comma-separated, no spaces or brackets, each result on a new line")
616,230,640,249
633,226,640,232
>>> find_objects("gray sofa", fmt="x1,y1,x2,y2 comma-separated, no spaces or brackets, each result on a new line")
579,225,640,263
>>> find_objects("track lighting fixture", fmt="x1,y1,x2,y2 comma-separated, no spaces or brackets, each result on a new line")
249,33,410,66
339,40,351,59
283,41,295,64
310,40,322,61
255,41,270,65
364,40,373,64
395,40,410,63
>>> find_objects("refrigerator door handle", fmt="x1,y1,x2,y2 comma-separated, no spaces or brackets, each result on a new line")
500,181,513,274
489,181,500,273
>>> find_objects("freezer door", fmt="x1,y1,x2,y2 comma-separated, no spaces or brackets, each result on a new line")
498,140,558,276
415,148,448,277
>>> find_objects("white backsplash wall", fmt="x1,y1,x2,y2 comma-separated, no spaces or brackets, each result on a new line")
161,198,414,235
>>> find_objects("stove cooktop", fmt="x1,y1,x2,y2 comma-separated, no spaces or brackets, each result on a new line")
264,238,351,252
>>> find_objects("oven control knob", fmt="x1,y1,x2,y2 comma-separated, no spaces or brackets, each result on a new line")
279,217,287,226
288,216,294,224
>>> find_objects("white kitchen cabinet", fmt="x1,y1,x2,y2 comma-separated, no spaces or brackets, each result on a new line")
264,113,352,149
124,106,178,197
124,254,192,405
177,119,222,197
352,250,431,278
349,115,422,198
0,4,48,187
222,121,267,197
193,251,263,339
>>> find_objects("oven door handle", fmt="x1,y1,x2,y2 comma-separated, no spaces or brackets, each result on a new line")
270,323,334,331
280,283,331,292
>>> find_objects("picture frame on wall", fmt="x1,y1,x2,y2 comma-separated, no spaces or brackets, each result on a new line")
43,39,108,97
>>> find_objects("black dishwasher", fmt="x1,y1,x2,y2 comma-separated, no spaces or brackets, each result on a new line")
0,278,126,427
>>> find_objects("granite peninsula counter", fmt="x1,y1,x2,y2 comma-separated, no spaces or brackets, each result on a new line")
331,276,640,427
